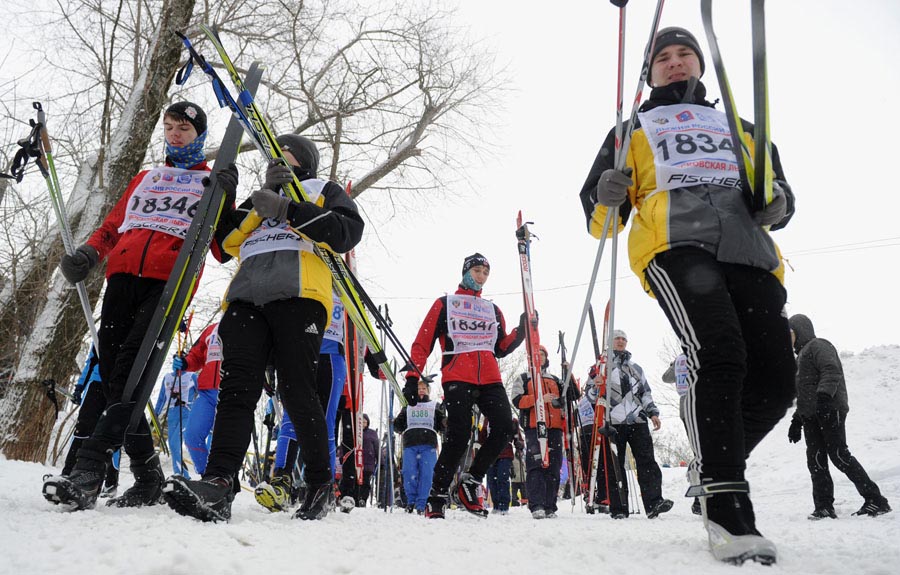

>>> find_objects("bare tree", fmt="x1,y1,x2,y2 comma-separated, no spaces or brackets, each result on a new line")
0,0,505,462
0,0,197,461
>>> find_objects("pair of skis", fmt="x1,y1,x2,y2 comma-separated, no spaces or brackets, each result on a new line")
701,0,773,212
343,229,367,488
515,212,549,468
176,25,423,408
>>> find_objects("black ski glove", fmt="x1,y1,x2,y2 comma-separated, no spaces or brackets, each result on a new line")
518,310,538,332
403,376,419,406
71,383,85,406
217,163,239,207
263,160,295,193
788,413,802,444
364,349,382,379
59,245,99,284
594,168,633,207
252,189,292,222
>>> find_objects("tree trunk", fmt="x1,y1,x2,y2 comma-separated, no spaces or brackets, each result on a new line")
0,0,196,462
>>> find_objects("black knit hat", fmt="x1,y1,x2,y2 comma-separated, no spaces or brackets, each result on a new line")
165,101,207,135
277,134,320,177
462,253,490,276
650,27,706,87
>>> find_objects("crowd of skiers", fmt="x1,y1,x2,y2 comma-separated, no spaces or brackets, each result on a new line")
38,23,892,569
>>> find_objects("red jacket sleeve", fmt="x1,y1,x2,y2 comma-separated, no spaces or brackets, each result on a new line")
409,298,444,376
184,323,213,372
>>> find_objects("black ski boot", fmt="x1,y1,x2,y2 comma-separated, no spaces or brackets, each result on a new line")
294,483,333,520
691,497,702,516
808,507,837,520
687,480,777,565
425,493,448,519
457,473,488,519
163,475,234,522
100,460,120,499
107,453,164,508
852,497,892,517
42,444,108,510
647,498,674,519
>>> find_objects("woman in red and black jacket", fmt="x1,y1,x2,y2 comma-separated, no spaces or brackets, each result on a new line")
405,252,526,519
44,102,237,512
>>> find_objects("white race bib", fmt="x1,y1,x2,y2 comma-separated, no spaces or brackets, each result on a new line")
577,395,595,423
324,292,345,343
639,104,742,192
445,295,498,355
119,168,207,238
674,354,689,396
406,401,437,431
206,325,223,364
239,179,327,260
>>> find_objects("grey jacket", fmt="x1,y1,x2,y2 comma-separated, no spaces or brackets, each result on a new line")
789,314,849,418
588,350,659,425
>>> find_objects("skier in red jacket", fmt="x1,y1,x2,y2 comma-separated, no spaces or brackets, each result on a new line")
43,102,237,511
405,253,526,519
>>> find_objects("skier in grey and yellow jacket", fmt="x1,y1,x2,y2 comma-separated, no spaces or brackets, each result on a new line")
579,27,797,565
163,134,363,524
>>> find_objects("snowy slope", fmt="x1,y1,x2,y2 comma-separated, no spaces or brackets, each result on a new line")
1,346,897,575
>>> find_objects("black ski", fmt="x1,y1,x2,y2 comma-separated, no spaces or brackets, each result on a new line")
121,64,262,429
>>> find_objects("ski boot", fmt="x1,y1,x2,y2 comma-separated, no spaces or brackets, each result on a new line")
687,480,777,565
808,507,837,520
691,497,702,516
425,494,448,519
852,497,892,517
293,483,333,521
339,495,357,514
254,474,293,512
163,475,234,522
42,447,108,511
531,507,546,520
647,498,674,519
107,453,164,508
457,473,489,519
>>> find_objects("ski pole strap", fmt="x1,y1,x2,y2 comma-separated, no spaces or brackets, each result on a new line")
175,32,229,109
40,378,61,417
685,480,749,498
1,120,45,182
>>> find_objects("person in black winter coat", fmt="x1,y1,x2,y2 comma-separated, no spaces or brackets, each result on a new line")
788,314,891,519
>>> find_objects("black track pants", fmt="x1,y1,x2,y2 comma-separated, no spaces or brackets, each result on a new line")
645,247,796,482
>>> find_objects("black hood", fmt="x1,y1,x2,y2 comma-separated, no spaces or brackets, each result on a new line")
789,314,816,353
277,134,319,179
639,79,715,113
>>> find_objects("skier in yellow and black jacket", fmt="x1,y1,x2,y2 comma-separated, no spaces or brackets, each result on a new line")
163,134,363,523
579,27,797,564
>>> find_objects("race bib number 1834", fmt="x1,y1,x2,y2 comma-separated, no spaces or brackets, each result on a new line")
638,104,743,192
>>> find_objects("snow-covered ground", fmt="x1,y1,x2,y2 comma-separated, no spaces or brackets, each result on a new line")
1,346,898,575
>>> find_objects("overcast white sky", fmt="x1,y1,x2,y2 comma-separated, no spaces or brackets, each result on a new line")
351,0,900,394
3,1,899,408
